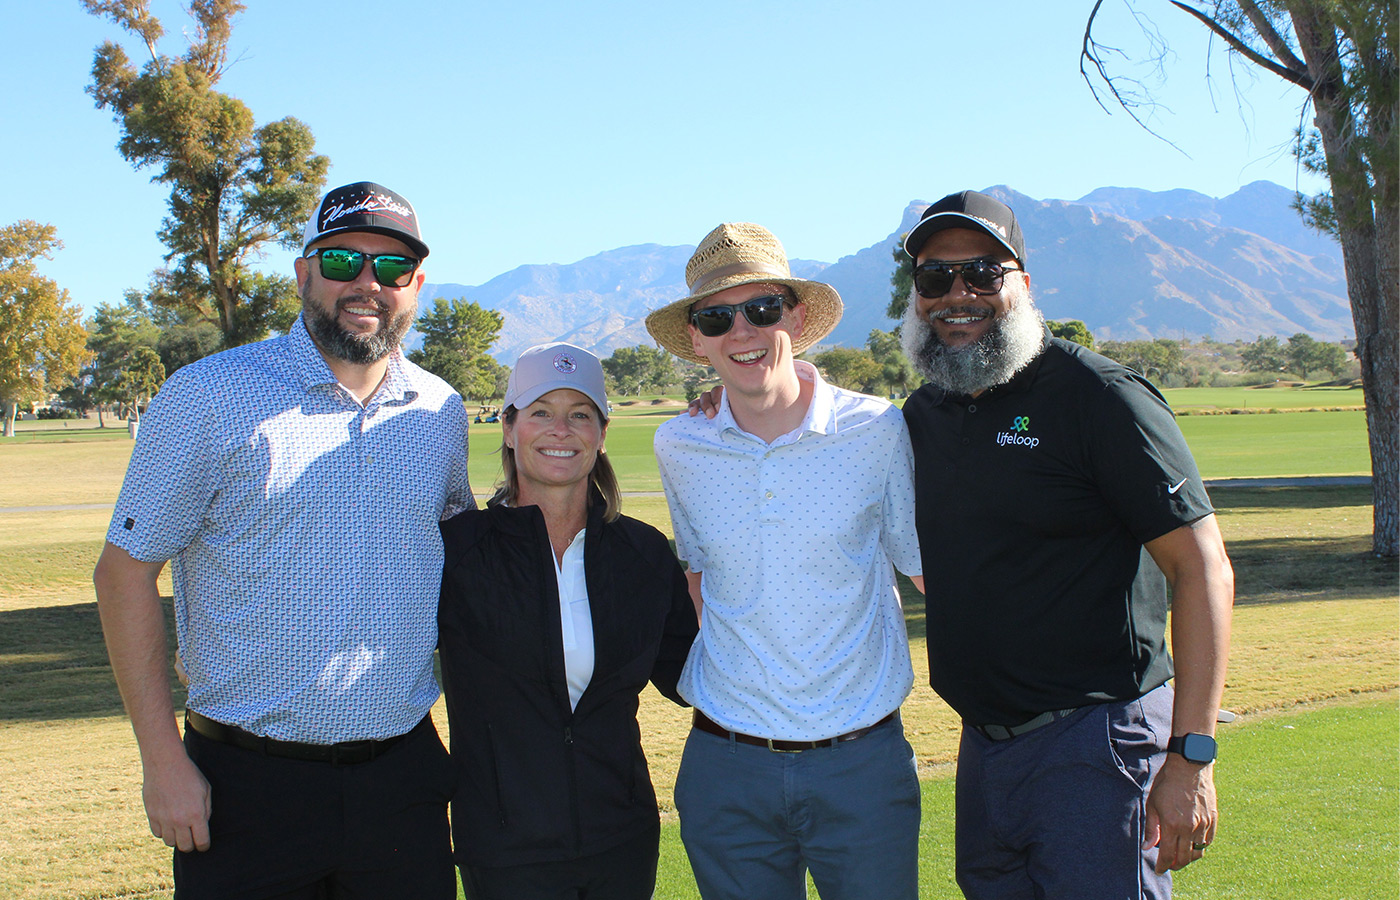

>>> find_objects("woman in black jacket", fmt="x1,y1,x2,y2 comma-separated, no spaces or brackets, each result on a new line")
438,342,699,900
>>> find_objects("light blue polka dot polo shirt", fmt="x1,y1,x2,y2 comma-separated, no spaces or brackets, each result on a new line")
655,361,922,741
106,316,474,742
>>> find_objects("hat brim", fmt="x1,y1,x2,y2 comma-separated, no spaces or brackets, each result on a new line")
306,225,430,260
903,212,1019,264
645,273,843,366
507,380,610,421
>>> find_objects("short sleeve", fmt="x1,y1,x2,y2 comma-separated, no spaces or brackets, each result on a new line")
105,369,219,563
441,393,477,518
655,426,703,572
1090,374,1214,544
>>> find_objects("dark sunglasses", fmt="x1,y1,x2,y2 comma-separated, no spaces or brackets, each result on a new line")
913,258,1019,299
307,248,421,288
689,294,789,338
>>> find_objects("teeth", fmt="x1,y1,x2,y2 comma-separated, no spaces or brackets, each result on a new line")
731,350,767,363
540,449,577,457
344,305,379,316
944,316,983,324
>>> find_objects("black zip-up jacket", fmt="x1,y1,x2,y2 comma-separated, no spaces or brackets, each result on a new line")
438,499,698,867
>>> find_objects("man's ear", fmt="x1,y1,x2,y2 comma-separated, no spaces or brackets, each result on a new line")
786,301,806,340
688,324,709,361
293,255,311,295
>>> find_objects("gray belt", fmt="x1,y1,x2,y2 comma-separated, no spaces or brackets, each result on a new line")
970,707,1081,741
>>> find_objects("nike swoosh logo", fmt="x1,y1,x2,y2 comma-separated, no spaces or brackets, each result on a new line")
1167,478,1188,494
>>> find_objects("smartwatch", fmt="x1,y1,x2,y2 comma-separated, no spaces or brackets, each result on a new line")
1167,733,1218,764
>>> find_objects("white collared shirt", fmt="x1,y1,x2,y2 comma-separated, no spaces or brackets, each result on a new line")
654,361,922,741
554,528,595,710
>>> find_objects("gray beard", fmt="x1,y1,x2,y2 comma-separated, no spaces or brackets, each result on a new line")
901,289,1046,396
303,294,413,365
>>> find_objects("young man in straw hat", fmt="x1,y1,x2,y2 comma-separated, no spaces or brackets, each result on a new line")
645,223,925,900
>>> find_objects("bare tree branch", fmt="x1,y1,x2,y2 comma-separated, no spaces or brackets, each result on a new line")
1081,0,1190,153
1169,1,1314,89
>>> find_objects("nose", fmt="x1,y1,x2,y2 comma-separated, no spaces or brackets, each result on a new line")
945,271,976,300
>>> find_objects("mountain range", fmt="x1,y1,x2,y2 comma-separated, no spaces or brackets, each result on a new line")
416,181,1352,363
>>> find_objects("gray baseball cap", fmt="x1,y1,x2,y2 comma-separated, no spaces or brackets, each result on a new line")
504,343,610,420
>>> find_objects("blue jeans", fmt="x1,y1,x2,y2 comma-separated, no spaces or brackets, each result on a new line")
955,684,1174,900
674,714,920,900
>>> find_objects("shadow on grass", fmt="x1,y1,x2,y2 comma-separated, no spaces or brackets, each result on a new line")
1228,534,1396,605
0,597,183,722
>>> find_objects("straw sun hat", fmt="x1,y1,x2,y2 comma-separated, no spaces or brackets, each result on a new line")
645,223,844,365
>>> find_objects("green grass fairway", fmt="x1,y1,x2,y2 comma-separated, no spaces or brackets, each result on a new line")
1177,410,1370,478
1162,383,1365,411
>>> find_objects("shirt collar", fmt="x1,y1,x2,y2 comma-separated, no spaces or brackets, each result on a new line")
713,359,836,440
288,314,414,403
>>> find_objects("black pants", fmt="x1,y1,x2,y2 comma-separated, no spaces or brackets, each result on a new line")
460,821,661,900
174,718,457,899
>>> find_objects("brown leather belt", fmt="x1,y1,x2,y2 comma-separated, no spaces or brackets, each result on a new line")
185,709,427,765
692,709,896,752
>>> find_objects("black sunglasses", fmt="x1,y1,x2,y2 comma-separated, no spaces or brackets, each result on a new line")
307,248,421,288
689,294,790,338
913,258,1019,299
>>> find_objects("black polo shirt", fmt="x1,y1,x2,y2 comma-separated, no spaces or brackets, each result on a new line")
902,337,1213,727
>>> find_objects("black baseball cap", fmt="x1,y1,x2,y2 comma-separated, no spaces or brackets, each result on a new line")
302,181,430,259
903,190,1025,268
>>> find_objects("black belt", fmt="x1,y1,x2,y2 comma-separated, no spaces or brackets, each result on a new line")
969,707,1081,742
185,710,427,765
692,710,896,752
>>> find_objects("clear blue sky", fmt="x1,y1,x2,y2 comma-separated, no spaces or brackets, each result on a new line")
10,1,1325,315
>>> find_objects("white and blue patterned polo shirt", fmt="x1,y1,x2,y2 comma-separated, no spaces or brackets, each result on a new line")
106,316,474,742
655,361,922,741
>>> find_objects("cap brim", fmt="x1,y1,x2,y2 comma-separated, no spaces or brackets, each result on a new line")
306,225,430,260
903,212,1018,263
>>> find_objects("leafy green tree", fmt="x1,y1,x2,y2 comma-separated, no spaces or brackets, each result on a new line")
83,0,329,348
1083,0,1396,555
813,347,884,394
1097,339,1185,382
1240,334,1287,373
867,328,917,396
602,345,676,397
0,222,90,437
1285,332,1350,379
407,298,505,401
113,345,166,429
888,241,915,320
1048,319,1096,349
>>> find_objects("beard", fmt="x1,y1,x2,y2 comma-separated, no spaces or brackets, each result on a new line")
901,286,1046,396
302,291,414,365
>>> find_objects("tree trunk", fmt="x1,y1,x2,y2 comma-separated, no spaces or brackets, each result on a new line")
1289,3,1398,556
2,401,15,438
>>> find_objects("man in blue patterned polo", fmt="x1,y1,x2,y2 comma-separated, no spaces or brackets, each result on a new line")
93,181,473,899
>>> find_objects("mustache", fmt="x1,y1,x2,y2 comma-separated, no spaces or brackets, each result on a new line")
930,306,994,320
338,297,388,314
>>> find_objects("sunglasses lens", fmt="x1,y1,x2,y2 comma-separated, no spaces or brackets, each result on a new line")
961,261,1004,292
692,307,736,337
372,255,418,287
741,296,786,328
913,266,955,299
317,249,364,282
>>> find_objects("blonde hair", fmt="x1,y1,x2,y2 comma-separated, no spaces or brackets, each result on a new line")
487,405,621,522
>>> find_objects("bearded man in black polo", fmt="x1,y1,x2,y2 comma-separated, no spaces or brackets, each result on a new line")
899,190,1234,900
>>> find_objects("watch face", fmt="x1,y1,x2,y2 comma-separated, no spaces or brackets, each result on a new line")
1181,733,1217,763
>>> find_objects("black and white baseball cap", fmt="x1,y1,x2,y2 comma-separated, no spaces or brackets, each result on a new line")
302,181,430,258
903,190,1025,268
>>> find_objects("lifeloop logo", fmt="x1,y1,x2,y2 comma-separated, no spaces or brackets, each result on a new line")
997,414,1040,448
